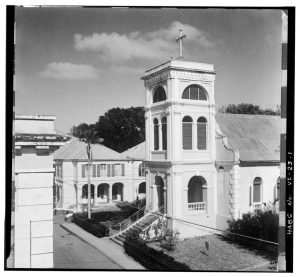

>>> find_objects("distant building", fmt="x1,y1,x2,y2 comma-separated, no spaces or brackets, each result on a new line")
141,58,280,237
53,138,146,211
12,115,68,268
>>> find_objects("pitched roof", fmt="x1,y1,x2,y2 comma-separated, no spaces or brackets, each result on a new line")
54,137,121,160
54,114,281,163
215,113,280,162
121,142,146,160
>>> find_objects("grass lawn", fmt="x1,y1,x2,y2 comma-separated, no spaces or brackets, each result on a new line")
150,234,277,271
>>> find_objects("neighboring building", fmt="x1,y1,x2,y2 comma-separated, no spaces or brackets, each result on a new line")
141,58,280,237
53,138,146,211
13,115,68,268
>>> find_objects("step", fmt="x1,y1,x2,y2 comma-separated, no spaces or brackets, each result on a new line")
109,236,124,247
115,235,126,243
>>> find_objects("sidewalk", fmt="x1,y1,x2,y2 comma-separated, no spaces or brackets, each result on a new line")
61,222,145,270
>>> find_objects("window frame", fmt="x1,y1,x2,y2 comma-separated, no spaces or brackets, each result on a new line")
161,116,167,150
153,118,159,150
182,85,208,101
252,177,263,204
182,116,193,150
197,116,207,150
153,86,167,104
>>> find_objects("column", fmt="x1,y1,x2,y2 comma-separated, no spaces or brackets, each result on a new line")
145,170,151,211
108,184,112,203
163,174,168,214
151,178,158,211
159,121,163,151
76,183,80,212
193,121,197,150
94,184,97,206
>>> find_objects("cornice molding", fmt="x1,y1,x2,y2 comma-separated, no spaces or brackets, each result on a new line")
144,70,215,87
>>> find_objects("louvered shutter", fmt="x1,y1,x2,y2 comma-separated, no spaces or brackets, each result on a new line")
92,164,96,177
190,86,198,100
197,123,206,150
182,123,192,149
182,89,189,99
162,121,167,150
112,164,115,177
107,164,111,177
154,124,159,150
121,164,125,176
97,164,100,177
82,164,85,178
249,186,252,206
253,183,261,202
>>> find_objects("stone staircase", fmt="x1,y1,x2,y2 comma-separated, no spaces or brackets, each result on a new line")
109,206,165,246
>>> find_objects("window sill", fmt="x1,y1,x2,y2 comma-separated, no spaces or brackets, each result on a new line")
182,149,209,152
151,150,167,154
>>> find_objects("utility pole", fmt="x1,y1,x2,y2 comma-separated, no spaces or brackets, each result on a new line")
87,143,92,219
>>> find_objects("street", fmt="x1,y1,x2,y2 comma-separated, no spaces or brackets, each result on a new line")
53,214,121,269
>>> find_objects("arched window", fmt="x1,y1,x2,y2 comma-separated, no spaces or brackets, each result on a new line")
182,116,193,150
153,118,159,150
161,117,167,150
138,163,145,177
182,85,207,100
187,176,207,211
197,117,207,150
82,184,95,199
153,86,166,103
253,177,262,203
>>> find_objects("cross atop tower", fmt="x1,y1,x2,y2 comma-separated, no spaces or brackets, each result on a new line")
176,29,186,58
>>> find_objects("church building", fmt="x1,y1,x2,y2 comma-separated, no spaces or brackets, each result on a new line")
141,43,280,236
53,32,281,239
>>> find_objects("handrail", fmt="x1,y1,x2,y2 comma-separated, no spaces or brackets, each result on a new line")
110,204,166,237
110,206,146,236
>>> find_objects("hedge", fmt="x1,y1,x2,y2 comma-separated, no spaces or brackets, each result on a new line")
124,231,190,271
91,207,138,223
227,209,278,243
73,213,108,238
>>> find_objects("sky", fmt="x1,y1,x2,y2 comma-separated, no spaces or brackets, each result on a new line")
15,7,282,133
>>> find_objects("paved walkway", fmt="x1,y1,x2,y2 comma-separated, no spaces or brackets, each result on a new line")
54,215,121,269
60,220,145,270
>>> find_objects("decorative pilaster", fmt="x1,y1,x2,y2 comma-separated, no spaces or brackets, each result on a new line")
229,165,240,220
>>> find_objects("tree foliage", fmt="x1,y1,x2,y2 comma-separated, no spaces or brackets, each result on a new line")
70,123,99,144
218,103,280,115
70,106,145,153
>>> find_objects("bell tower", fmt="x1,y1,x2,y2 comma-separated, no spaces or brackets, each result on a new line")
142,35,217,236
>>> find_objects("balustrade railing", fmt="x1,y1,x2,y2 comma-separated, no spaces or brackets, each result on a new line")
188,202,206,211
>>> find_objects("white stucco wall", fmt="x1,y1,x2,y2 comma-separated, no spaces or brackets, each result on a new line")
239,165,280,214
14,115,63,268
14,160,54,268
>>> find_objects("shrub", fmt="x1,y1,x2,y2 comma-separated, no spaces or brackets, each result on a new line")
124,229,189,270
91,207,138,223
73,213,108,238
160,229,179,251
226,208,279,243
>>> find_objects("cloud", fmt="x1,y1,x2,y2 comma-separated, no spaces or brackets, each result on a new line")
74,21,215,63
40,62,98,80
